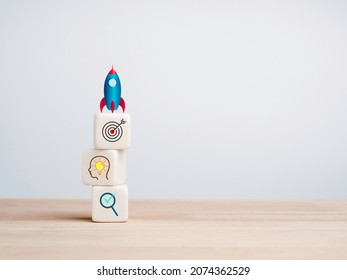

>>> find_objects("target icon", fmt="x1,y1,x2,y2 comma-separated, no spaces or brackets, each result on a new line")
102,119,126,142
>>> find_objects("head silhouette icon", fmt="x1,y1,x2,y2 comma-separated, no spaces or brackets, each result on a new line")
88,156,110,180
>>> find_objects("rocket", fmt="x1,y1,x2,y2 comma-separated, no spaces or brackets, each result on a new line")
100,66,125,113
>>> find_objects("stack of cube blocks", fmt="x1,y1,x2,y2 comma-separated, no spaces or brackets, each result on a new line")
82,113,130,222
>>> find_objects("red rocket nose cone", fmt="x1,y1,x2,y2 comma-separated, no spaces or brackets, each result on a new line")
109,66,117,75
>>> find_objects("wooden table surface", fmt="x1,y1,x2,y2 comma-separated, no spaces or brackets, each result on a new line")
0,199,346,259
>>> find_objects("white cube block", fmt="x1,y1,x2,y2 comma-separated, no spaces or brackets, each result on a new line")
92,185,128,222
94,113,131,150
82,149,126,186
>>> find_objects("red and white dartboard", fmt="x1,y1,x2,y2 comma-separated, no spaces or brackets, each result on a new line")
102,121,123,142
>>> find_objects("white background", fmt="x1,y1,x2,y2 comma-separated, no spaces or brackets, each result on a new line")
0,0,346,199
1,260,347,280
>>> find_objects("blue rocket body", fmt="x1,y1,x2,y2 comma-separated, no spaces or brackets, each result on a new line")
100,67,125,112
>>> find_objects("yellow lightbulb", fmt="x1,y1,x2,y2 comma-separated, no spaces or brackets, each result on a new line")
95,161,105,175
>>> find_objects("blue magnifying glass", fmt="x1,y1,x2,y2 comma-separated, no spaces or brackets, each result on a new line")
99,192,118,216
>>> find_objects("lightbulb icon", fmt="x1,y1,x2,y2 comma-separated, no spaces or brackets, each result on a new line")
88,156,110,180
95,161,105,175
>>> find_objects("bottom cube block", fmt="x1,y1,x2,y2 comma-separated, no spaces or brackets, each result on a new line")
92,185,128,222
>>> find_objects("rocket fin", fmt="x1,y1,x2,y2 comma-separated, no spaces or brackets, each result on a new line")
100,98,106,112
111,101,115,113
120,98,126,112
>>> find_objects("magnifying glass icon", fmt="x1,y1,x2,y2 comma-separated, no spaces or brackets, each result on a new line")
99,192,118,216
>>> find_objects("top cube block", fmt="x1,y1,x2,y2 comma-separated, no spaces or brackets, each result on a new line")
94,113,131,150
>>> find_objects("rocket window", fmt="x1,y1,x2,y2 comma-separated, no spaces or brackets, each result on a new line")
108,79,117,87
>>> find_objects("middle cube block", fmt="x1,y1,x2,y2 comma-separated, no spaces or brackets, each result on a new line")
82,149,126,186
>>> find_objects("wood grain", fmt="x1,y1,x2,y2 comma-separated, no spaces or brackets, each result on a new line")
0,199,346,259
